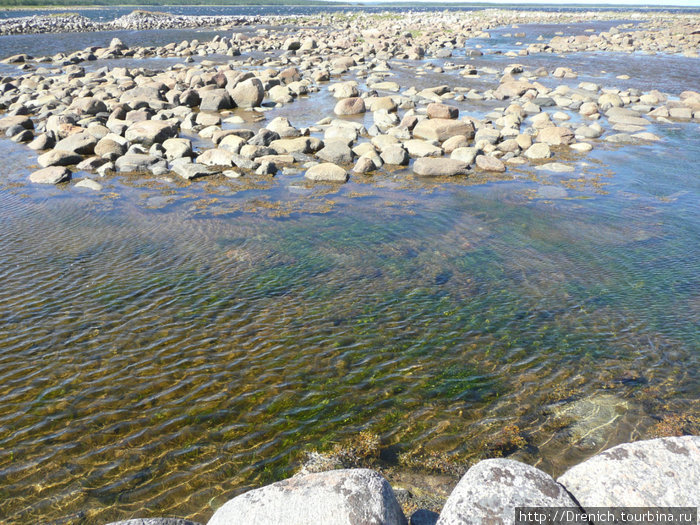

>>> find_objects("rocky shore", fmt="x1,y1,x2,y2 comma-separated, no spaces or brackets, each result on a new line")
101,436,699,525
0,10,261,36
0,10,698,193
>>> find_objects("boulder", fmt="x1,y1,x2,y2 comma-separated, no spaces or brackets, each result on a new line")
475,155,506,172
494,80,535,99
208,469,405,525
75,178,103,191
427,103,459,120
450,147,479,165
305,163,349,183
70,97,107,115
380,145,409,166
197,148,235,167
436,459,582,525
404,140,443,158
162,138,193,160
230,78,264,108
125,120,178,146
524,143,552,160
172,162,213,180
334,97,366,116
29,166,71,184
536,126,575,146
316,141,354,164
0,115,33,134
200,90,234,111
558,436,700,508
535,162,575,173
37,150,83,168
115,154,161,172
271,137,323,155
413,119,475,142
54,131,97,155
413,158,469,177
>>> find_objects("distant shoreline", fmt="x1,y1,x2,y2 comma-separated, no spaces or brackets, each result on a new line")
1,3,699,12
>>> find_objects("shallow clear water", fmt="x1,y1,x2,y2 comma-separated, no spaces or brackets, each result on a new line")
0,16,699,525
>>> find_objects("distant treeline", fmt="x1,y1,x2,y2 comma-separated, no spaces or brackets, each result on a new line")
0,0,334,7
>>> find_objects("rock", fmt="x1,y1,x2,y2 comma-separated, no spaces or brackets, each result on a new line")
575,125,603,139
75,178,102,191
208,469,406,525
0,114,33,134
115,153,161,172
413,158,469,177
95,136,128,158
558,437,700,508
28,133,55,151
494,80,535,99
475,155,506,172
70,97,107,115
107,518,202,525
436,459,582,525
535,162,575,173
317,141,354,164
380,145,409,166
256,160,277,176
125,120,178,146
271,137,322,155
353,156,376,174
200,90,233,111
413,119,474,142
334,97,366,116
11,129,33,143
404,140,443,158
230,77,264,108
524,143,552,160
76,157,109,171
172,162,212,180
163,138,193,160
427,103,459,120
536,126,575,146
29,166,71,184
197,148,234,167
450,147,479,165
54,131,97,155
249,129,280,147
669,107,693,119
37,150,83,168
473,128,501,145
305,163,349,183
410,509,439,525
570,142,593,153
605,133,635,144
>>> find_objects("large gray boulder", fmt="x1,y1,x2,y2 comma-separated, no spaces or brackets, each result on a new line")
125,120,178,146
54,131,97,155
317,141,354,164
436,459,582,525
230,78,264,108
334,97,366,116
558,436,700,508
207,469,406,525
200,90,234,112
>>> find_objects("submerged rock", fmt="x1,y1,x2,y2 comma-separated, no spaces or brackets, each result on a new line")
207,469,407,525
